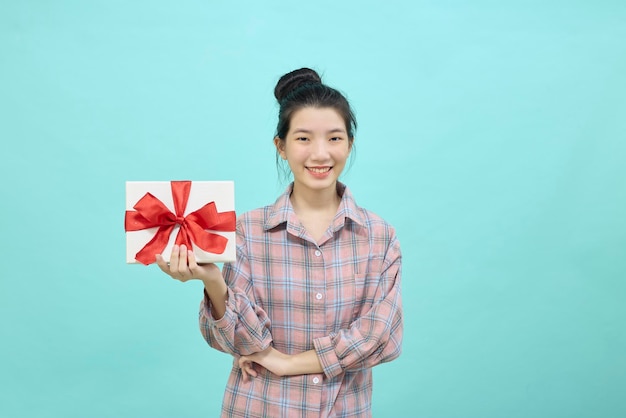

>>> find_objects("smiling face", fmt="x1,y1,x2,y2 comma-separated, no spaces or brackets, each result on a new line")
275,106,352,196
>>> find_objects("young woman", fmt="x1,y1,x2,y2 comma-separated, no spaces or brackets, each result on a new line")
157,68,403,417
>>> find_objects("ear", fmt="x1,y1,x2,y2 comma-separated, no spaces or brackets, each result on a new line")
274,136,287,160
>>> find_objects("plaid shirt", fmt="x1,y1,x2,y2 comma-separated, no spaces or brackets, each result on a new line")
199,183,403,417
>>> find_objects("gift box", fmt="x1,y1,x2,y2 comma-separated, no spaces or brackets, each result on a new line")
125,181,236,265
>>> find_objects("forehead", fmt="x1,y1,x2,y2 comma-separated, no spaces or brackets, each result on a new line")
289,107,346,132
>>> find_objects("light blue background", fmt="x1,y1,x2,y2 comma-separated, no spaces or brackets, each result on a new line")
1,1,625,417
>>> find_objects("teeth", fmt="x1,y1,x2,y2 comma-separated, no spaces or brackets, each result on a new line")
308,167,331,173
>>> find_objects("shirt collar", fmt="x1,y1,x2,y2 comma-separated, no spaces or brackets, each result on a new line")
263,182,366,231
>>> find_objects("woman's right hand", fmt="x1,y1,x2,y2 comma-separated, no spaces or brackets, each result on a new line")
155,244,223,284
156,244,229,319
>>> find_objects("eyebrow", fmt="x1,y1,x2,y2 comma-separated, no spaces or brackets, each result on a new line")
292,128,347,134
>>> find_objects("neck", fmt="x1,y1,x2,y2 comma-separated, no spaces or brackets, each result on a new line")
290,182,341,214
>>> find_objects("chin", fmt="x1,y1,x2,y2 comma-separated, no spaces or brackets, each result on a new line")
296,178,337,191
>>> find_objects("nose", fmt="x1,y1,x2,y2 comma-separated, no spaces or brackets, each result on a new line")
310,137,330,161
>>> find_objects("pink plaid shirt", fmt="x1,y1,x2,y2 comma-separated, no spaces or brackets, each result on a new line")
199,183,403,417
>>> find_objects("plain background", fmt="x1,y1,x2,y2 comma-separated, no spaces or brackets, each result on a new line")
1,1,625,417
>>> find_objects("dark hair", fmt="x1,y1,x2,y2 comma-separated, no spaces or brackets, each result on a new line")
274,68,357,141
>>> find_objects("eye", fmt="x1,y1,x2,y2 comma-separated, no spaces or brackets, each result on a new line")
296,137,309,141
329,137,343,142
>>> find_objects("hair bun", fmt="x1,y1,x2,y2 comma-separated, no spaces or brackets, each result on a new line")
274,68,322,102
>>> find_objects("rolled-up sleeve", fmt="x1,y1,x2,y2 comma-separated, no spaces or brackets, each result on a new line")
313,234,403,379
199,220,273,356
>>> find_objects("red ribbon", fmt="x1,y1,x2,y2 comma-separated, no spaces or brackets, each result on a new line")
124,181,236,265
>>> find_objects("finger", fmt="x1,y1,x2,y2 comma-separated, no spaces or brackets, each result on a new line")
239,357,249,382
240,358,258,381
246,366,256,379
169,245,180,274
188,249,199,276
242,358,257,379
178,244,189,273
248,364,258,378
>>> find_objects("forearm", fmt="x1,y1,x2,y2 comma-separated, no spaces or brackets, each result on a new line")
284,349,323,376
200,283,273,356
202,278,228,320
240,347,323,379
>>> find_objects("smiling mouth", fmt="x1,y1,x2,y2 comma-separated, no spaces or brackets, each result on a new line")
307,167,332,173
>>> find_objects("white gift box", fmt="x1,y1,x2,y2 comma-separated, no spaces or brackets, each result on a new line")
125,181,236,264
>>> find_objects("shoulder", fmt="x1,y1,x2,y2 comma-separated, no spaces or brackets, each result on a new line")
235,205,274,233
235,185,293,235
357,206,399,243
341,184,398,242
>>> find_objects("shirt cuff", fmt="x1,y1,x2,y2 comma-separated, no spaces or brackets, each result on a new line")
202,288,236,332
313,334,343,379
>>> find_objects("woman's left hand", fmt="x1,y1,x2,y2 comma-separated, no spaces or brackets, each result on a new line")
239,347,291,382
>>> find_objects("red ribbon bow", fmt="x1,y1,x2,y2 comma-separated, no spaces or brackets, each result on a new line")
124,181,236,265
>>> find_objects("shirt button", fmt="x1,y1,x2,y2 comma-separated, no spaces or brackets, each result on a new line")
314,250,321,257
313,377,320,384
316,293,323,300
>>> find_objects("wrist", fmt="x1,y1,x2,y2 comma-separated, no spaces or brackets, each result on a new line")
202,275,226,291
195,263,224,284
